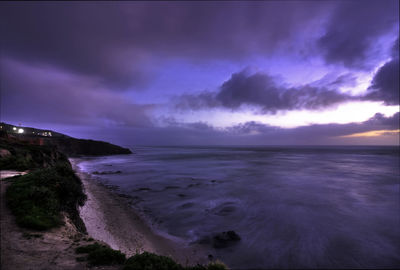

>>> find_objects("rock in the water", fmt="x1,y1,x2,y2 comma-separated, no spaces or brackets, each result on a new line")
212,230,241,249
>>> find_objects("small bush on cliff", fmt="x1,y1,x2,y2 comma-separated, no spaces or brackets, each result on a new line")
187,261,228,270
6,163,86,230
75,243,126,266
76,242,106,254
123,252,183,270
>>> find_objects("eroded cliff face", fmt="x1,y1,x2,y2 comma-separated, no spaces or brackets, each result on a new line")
0,134,69,171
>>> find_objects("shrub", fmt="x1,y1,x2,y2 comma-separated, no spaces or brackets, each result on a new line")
185,261,228,270
123,252,229,270
204,261,228,270
123,252,183,270
75,243,126,266
6,163,86,230
76,243,106,254
87,246,126,266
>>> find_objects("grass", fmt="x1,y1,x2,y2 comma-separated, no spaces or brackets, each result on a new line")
5,162,86,231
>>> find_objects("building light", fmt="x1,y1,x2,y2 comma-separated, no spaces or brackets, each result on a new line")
13,127,17,131
18,128,24,134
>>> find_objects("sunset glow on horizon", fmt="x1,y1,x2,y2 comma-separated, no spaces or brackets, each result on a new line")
340,129,400,138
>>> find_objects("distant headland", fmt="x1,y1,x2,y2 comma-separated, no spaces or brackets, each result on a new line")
0,122,132,156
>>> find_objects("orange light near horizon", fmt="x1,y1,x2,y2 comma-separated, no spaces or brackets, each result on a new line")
340,129,400,138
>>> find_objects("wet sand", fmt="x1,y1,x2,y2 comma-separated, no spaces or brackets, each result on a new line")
70,158,209,267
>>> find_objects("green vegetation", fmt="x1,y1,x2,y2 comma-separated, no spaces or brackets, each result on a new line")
76,243,106,254
194,261,228,270
5,163,86,231
75,245,228,269
123,252,228,270
75,243,126,266
123,252,182,270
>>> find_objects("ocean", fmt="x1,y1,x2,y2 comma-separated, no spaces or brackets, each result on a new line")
75,146,400,269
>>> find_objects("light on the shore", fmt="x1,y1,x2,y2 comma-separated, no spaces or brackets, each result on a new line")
13,127,17,131
18,128,24,134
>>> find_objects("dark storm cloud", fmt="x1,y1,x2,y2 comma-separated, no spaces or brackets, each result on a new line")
318,0,398,69
366,59,399,105
364,37,399,105
1,1,397,89
0,3,152,89
363,112,399,128
1,1,330,89
0,59,153,126
177,70,356,113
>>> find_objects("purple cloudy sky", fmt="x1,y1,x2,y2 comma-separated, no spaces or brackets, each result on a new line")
1,1,399,145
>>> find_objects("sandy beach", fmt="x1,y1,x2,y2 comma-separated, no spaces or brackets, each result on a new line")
70,158,209,267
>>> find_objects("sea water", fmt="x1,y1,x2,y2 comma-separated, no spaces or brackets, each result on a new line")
75,146,400,269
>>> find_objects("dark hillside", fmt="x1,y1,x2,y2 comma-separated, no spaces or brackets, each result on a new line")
0,123,132,156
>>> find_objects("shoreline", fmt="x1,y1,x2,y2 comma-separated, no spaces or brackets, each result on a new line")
70,158,209,267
